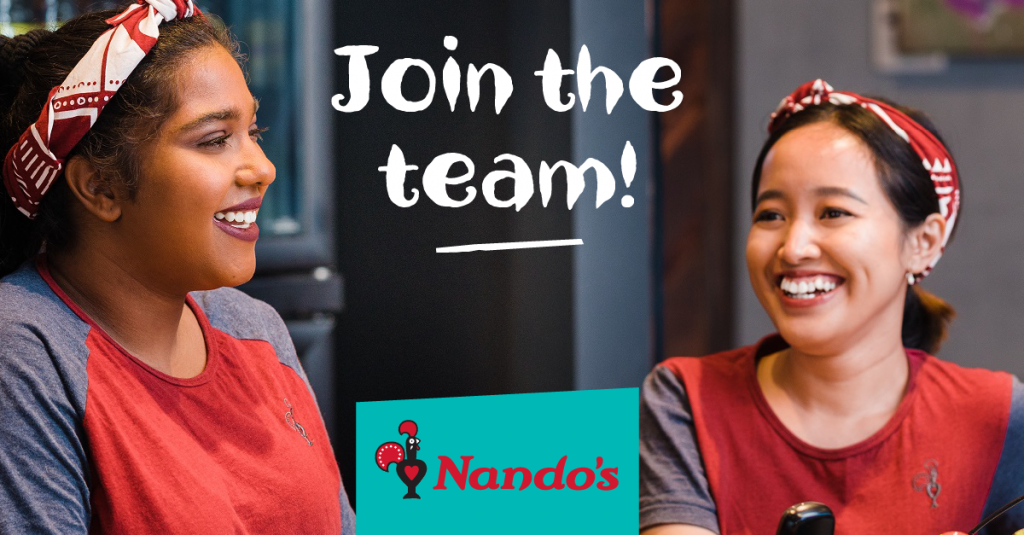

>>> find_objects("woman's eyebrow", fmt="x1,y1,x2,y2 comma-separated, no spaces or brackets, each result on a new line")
175,99,258,135
176,109,239,134
814,186,868,204
755,187,868,206
754,189,784,206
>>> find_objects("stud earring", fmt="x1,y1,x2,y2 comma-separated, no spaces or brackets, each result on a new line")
906,272,916,285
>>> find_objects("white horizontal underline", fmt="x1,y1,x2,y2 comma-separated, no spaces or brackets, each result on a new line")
436,239,584,253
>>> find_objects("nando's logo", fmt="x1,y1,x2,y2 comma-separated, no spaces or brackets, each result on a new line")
375,420,427,499
374,420,619,500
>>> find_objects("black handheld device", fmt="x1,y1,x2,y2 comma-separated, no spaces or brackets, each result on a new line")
776,502,835,535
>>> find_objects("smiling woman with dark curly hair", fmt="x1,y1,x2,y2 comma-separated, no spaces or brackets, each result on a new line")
0,2,354,533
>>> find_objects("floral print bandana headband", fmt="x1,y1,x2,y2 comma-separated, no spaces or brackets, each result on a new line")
769,79,960,284
2,0,199,219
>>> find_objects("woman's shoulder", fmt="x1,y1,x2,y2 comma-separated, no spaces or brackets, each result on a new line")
643,344,760,411
659,346,752,368
916,351,1016,392
640,355,720,533
189,286,300,368
0,262,90,419
190,286,282,335
0,261,74,323
0,262,90,360
655,336,780,383
977,374,1024,533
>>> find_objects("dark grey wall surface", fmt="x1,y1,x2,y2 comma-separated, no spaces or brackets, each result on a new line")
572,0,655,390
734,0,1024,375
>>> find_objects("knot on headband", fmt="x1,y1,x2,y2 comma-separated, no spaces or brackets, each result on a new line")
768,79,960,284
2,0,199,219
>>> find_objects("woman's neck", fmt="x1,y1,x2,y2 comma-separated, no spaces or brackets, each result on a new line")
756,336,910,449
46,248,206,378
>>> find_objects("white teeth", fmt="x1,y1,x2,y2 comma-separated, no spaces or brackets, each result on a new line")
214,210,259,227
779,276,840,298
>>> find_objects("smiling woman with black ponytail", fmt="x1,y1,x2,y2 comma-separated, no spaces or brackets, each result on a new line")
0,2,354,533
639,80,1024,535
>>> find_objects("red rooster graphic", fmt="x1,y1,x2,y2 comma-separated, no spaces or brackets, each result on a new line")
375,420,427,499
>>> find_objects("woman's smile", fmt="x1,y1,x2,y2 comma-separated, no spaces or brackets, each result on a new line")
213,196,262,242
776,271,845,307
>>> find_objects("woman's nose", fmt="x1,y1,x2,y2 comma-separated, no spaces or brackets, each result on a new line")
778,219,821,264
237,140,276,188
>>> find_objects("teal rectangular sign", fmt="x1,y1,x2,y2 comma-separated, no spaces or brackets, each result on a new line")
356,388,639,534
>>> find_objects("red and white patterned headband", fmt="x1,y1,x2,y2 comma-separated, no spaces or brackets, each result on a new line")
768,79,960,284
2,0,198,219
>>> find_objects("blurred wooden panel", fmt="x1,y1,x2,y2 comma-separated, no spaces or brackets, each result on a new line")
657,0,734,358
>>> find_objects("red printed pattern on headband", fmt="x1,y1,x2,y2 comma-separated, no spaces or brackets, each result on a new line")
1,0,197,219
768,79,960,284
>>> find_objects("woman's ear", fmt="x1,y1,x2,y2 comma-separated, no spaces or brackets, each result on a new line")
905,213,947,275
64,155,122,222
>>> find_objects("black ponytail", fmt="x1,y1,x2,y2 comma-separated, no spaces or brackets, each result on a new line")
902,286,955,354
0,30,62,276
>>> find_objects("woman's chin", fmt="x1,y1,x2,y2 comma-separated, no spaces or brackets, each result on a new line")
773,318,850,356
197,258,257,291
224,264,257,288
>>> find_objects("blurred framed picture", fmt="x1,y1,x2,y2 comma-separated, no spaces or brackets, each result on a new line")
894,0,1024,56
